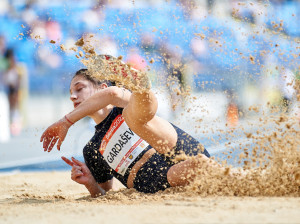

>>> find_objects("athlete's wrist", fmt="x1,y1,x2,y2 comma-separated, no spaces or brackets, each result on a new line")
62,115,73,128
64,115,74,125
85,180,105,197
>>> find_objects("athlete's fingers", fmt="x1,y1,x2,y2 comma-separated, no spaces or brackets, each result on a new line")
71,157,85,166
42,136,48,150
47,137,58,152
71,165,83,177
43,139,47,151
72,165,81,171
43,137,51,151
61,156,74,167
57,138,63,151
71,171,84,180
72,170,83,176
40,131,46,142
71,165,82,175
74,172,84,177
41,128,52,142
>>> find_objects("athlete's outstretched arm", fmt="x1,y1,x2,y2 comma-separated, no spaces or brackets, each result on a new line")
68,86,131,123
40,86,131,152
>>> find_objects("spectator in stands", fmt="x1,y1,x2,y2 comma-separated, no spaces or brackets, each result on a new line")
3,49,21,135
0,35,7,84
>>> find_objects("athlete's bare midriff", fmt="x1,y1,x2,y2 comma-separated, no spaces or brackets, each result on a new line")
126,148,156,188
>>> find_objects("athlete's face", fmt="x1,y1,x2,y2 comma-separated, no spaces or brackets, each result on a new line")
69,75,98,108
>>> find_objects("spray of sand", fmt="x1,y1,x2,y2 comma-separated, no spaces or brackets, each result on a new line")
70,36,299,198
72,37,151,92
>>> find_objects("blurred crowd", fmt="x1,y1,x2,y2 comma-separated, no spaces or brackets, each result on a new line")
0,0,299,136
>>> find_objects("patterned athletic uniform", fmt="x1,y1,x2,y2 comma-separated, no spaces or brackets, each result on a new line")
84,107,210,193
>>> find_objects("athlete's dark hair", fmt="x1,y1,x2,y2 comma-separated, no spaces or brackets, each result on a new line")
73,68,115,87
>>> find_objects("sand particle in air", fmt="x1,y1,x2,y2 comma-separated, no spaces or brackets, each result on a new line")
75,37,84,47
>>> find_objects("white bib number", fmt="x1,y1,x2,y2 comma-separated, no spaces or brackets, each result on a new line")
100,115,149,175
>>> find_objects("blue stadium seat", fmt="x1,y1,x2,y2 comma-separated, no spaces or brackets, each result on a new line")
0,18,23,46
14,40,36,67
279,2,300,36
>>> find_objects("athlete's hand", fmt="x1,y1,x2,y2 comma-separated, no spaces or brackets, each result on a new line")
40,117,71,152
62,156,96,186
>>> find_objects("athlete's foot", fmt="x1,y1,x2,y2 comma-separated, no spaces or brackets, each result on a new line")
85,54,151,92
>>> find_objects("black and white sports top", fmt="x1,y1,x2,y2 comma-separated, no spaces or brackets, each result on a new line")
83,107,210,186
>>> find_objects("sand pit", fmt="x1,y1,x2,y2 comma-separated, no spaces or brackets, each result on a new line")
1,2,299,223
3,35,298,224
14,39,297,223
0,172,299,224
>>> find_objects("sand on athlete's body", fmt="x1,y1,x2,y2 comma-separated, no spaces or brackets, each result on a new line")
0,171,299,224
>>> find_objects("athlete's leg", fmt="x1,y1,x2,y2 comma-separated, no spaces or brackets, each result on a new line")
167,154,227,186
167,154,245,187
122,91,178,154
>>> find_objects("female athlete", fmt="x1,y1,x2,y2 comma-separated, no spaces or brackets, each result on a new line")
41,55,236,197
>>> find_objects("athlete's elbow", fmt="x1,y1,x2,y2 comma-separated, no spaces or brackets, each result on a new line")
102,87,118,103
108,86,128,107
108,86,121,98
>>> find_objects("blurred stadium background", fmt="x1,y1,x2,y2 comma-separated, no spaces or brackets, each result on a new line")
0,0,299,171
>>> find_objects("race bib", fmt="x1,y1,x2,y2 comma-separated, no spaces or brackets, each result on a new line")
99,115,149,175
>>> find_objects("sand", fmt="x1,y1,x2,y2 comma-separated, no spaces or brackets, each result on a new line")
2,36,296,224
9,38,296,223
0,171,299,224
